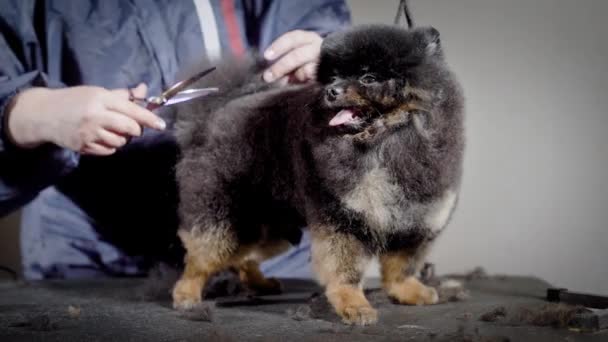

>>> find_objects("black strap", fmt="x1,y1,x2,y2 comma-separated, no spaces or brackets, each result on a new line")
0,265,18,280
394,0,415,28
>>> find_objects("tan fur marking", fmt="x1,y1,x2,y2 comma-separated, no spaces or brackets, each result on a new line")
342,165,404,235
380,252,438,305
344,86,369,107
380,251,410,284
171,257,208,309
384,110,409,127
379,95,396,107
403,84,433,102
389,102,430,117
172,226,247,309
244,239,291,263
238,260,282,294
310,229,370,285
310,228,376,325
352,130,372,143
350,102,430,143
236,240,291,294
179,225,238,266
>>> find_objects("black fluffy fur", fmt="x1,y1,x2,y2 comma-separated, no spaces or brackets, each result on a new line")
175,24,464,253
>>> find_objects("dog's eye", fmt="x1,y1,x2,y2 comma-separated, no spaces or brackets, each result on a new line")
359,74,377,85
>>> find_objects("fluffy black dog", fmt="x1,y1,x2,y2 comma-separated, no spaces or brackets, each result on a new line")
172,24,464,325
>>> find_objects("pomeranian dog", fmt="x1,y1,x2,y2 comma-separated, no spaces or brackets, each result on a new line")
172,24,464,325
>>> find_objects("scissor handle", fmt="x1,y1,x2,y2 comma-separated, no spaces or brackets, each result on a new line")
126,89,160,144
128,89,164,111
145,102,162,111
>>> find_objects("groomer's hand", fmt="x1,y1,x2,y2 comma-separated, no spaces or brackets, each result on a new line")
263,30,323,84
5,84,165,155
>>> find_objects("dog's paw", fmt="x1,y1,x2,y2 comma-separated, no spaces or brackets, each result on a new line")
172,279,203,310
325,284,378,325
173,298,200,311
340,305,378,326
386,277,439,306
419,286,439,305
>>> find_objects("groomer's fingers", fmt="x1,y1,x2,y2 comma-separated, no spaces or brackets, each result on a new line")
96,128,128,148
130,83,148,99
264,30,322,61
272,76,289,86
105,90,165,130
80,141,117,156
100,110,142,137
263,30,322,82
292,62,318,83
110,84,147,100
263,44,321,82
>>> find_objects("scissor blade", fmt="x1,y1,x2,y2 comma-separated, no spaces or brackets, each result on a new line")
162,66,217,100
164,87,219,106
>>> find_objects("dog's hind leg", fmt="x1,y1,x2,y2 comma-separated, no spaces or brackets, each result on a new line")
172,225,242,310
310,228,377,326
379,248,438,305
237,239,291,295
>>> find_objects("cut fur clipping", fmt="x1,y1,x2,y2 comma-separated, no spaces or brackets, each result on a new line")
510,304,590,328
435,279,470,303
136,263,180,301
67,305,81,319
480,306,507,322
10,313,59,332
420,263,470,303
287,305,313,321
476,303,592,329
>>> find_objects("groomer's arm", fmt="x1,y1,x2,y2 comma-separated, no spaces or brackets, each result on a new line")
0,3,163,217
0,84,163,217
5,84,165,155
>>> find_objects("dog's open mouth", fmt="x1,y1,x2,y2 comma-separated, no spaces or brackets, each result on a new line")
329,108,364,127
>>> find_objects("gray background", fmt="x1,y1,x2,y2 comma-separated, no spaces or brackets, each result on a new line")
1,0,607,295
353,0,608,295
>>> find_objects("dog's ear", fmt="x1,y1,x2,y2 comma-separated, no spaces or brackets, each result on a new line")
414,27,441,56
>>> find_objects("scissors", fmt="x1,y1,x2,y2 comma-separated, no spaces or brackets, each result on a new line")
129,66,219,110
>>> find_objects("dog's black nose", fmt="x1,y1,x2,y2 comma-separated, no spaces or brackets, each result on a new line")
325,86,343,102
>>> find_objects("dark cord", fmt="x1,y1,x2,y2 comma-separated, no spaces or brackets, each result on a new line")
0,265,18,280
394,0,415,28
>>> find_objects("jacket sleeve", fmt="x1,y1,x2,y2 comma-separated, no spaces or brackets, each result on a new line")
244,0,351,51
0,1,79,217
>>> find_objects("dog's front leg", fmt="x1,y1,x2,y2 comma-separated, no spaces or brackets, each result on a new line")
172,226,239,310
310,228,377,325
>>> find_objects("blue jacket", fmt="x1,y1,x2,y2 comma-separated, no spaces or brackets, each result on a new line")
0,0,350,278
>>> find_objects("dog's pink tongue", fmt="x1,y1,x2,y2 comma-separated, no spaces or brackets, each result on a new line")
329,109,355,126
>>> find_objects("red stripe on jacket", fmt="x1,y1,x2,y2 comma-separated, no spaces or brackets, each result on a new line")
220,0,245,57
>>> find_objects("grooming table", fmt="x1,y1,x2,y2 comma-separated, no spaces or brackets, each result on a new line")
1,276,606,341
